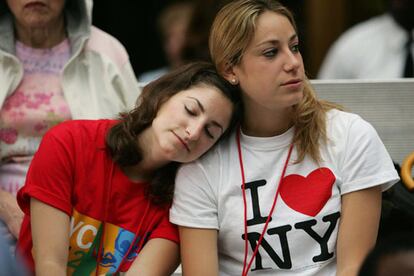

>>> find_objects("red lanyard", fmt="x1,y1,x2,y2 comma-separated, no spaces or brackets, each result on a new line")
236,127,293,276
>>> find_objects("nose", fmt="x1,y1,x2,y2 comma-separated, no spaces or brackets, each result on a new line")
283,50,301,72
185,120,204,141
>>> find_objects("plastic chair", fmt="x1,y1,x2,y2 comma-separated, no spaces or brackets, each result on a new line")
401,151,414,191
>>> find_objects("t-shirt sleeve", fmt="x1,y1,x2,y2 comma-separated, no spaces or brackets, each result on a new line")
17,126,75,216
339,117,400,194
148,210,179,244
170,161,219,229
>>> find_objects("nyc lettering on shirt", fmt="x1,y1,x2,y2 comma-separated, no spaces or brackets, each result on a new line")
70,219,98,250
67,210,148,273
241,177,340,271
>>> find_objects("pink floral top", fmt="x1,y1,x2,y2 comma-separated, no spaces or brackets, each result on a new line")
0,39,72,194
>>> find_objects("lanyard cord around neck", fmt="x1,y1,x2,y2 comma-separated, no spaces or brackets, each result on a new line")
95,159,115,276
236,128,294,276
95,159,152,275
114,199,151,274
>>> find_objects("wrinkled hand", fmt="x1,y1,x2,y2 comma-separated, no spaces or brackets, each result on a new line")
6,209,23,239
0,189,24,239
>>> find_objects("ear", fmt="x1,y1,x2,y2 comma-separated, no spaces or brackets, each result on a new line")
220,63,239,85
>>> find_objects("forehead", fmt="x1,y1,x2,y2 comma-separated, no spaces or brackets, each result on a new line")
175,84,223,101
250,11,296,44
173,84,233,125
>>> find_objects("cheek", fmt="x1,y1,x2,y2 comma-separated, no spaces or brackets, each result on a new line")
51,0,66,12
151,115,168,136
154,108,180,129
240,82,265,100
239,70,269,91
193,139,215,158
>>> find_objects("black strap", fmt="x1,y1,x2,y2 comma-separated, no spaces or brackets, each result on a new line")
403,31,413,78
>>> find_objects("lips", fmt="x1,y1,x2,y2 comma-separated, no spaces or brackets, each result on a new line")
282,79,302,86
24,1,47,9
172,131,190,152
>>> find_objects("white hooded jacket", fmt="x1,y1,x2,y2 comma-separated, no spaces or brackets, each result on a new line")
0,0,140,119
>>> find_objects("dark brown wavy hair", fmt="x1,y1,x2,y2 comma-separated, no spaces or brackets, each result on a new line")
106,62,241,205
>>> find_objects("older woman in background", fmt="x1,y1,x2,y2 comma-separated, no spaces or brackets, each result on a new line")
0,0,140,244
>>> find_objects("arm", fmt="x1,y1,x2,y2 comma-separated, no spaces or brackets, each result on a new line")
336,185,382,276
179,226,219,276
31,198,70,276
125,238,179,276
0,188,24,238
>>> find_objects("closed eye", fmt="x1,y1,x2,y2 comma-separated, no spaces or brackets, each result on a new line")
204,126,215,139
185,105,197,116
205,123,223,140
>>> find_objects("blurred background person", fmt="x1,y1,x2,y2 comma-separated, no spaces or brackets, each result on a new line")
358,232,414,276
318,0,414,79
0,224,27,276
92,0,305,77
139,1,194,83
0,0,140,248
317,0,414,242
180,0,229,64
138,0,231,83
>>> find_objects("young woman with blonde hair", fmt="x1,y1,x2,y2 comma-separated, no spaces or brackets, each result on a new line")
170,1,399,275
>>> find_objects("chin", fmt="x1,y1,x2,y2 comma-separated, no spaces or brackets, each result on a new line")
169,156,188,164
163,148,178,161
24,19,49,28
165,148,192,163
287,92,303,106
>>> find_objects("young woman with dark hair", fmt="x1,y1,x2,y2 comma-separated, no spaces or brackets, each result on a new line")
16,62,240,275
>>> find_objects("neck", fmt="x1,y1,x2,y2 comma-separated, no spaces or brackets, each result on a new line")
14,19,66,48
242,106,294,137
123,129,169,182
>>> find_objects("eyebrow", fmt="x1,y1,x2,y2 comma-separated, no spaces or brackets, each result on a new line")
255,34,298,48
187,96,225,134
188,96,205,112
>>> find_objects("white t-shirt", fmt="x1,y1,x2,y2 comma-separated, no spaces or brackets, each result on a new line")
318,14,413,79
170,109,399,276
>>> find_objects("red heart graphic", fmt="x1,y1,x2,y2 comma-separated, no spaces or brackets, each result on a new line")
279,167,335,217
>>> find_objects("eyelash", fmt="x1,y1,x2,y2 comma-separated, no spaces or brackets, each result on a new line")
291,43,300,53
185,105,215,139
263,43,300,58
185,106,196,116
205,127,214,139
263,48,277,58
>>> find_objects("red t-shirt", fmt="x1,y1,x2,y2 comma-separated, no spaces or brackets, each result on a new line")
17,120,179,274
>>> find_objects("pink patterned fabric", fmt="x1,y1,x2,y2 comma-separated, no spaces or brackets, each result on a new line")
0,39,72,195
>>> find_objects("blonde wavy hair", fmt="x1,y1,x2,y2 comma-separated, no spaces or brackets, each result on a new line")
209,0,341,163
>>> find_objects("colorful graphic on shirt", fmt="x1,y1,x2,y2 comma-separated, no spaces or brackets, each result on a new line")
280,167,336,216
67,209,148,275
